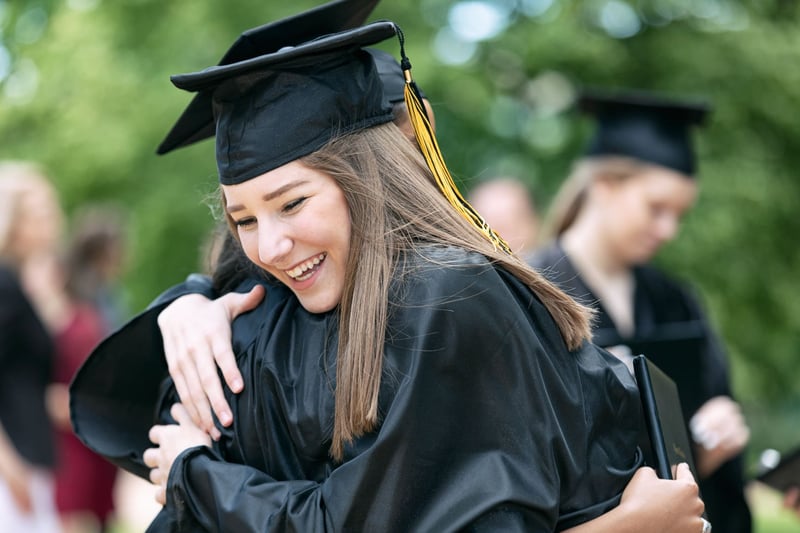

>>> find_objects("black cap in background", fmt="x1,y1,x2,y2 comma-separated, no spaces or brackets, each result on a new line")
578,89,711,177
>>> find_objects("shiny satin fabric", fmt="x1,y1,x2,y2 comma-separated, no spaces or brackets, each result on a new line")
73,247,643,532
530,242,753,533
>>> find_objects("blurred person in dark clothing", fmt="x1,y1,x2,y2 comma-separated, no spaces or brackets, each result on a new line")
529,89,752,533
42,249,119,533
0,161,62,533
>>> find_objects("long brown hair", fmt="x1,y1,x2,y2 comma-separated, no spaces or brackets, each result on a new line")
225,122,592,460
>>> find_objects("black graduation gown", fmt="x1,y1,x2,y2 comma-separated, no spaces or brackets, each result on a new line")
72,247,644,532
529,242,752,533
0,264,55,468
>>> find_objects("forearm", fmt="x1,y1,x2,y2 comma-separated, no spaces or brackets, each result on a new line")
167,447,329,532
0,421,25,478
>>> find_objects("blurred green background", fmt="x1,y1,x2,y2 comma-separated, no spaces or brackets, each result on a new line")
2,0,798,529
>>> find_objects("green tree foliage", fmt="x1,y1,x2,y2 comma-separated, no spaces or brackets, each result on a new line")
1,0,798,457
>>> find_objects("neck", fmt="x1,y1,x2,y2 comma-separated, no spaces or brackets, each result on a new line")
560,213,629,278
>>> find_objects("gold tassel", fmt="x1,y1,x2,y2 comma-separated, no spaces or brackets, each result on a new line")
394,27,511,255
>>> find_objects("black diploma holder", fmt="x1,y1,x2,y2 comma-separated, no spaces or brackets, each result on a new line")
632,354,700,481
756,446,800,493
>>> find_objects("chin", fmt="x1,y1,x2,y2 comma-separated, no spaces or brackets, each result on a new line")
297,295,339,315
627,250,656,266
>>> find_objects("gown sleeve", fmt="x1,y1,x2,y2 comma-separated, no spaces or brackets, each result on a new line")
160,255,641,532
69,274,257,478
679,284,731,399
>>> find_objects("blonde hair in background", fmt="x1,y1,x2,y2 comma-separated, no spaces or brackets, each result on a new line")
0,161,54,264
224,122,593,460
542,155,653,241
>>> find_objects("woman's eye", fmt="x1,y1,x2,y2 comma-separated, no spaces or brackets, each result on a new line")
235,217,256,229
283,196,308,213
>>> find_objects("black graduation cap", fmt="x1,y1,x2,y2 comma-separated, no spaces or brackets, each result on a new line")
157,0,381,156
578,89,711,176
369,48,409,104
160,21,400,185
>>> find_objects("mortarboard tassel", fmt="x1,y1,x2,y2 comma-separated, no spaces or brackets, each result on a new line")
395,27,512,255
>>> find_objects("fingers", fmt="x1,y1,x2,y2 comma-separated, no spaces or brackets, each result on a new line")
205,337,237,426
161,321,207,431
224,284,265,318
148,425,162,446
690,396,749,454
155,484,166,506
215,287,263,397
674,462,696,482
170,403,192,426
176,349,218,437
143,446,159,467
633,465,657,480
169,403,214,449
784,486,800,511
159,290,250,437
149,466,165,486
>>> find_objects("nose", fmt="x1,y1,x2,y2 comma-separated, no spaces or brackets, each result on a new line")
257,221,293,266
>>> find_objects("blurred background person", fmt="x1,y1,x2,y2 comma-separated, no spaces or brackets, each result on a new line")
0,161,62,533
66,205,130,333
530,89,752,533
467,176,540,257
43,228,121,533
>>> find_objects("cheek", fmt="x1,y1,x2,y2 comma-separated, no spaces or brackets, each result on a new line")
237,231,260,263
615,192,652,229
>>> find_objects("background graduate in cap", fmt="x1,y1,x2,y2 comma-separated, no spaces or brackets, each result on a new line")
71,4,709,532
530,88,752,533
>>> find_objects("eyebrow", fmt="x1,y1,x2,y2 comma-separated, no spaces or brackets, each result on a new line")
226,179,309,214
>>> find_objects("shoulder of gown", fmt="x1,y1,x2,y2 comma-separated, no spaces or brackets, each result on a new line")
69,273,270,479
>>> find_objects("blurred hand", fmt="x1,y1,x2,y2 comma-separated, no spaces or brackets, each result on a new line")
690,395,750,478
784,486,800,519
158,285,264,439
45,383,72,430
0,457,33,514
143,403,212,506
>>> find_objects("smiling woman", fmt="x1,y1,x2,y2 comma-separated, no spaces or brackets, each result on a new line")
224,162,351,314
70,2,709,532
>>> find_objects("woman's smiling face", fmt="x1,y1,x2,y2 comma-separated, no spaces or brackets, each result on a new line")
224,160,351,314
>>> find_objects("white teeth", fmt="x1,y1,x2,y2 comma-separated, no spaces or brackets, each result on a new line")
286,253,326,280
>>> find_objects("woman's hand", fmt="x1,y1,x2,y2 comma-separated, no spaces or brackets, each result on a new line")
690,395,750,478
45,383,72,430
143,403,212,505
784,486,800,518
0,457,33,513
618,464,705,532
565,464,705,533
0,430,33,514
158,285,264,439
